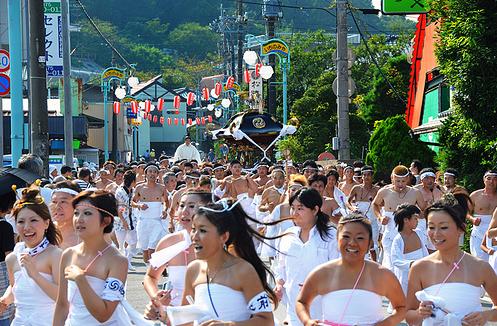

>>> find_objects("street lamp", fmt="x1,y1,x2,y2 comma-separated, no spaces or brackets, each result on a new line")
243,37,290,124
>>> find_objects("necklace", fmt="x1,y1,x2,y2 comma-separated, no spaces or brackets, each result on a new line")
361,185,373,201
396,187,409,199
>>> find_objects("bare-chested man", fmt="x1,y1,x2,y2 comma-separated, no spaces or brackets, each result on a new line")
105,168,124,193
219,160,258,219
373,165,426,269
254,162,272,196
308,173,341,224
469,170,497,260
414,168,444,208
258,169,286,215
135,161,147,184
338,166,358,197
347,165,380,261
95,169,113,189
133,163,169,263
443,168,469,195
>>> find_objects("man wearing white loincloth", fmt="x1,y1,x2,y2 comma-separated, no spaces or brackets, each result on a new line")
469,170,497,260
133,163,169,264
347,165,380,261
373,165,426,269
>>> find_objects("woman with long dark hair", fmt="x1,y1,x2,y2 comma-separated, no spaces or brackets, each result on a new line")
168,197,280,325
0,185,62,325
275,187,340,326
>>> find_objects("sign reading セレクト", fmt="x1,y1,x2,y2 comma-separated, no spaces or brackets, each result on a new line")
44,0,63,77
382,0,429,14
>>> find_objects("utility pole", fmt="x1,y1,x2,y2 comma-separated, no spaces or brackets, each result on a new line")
263,0,280,116
336,0,351,160
61,0,74,167
236,0,243,84
28,0,49,175
110,55,118,162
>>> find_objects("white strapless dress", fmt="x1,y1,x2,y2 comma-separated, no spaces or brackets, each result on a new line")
12,271,55,326
66,275,151,325
321,289,384,325
194,283,251,322
421,282,482,325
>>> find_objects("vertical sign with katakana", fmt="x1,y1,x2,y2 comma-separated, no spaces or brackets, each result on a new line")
44,0,64,77
382,0,429,14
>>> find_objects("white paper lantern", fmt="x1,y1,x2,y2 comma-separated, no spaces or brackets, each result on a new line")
127,76,139,87
243,50,258,65
221,98,231,108
114,87,126,100
259,65,274,80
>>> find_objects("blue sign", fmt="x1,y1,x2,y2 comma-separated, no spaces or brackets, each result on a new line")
126,107,137,119
0,73,10,96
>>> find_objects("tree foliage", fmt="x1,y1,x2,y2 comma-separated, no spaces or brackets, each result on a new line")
366,115,435,182
428,0,497,189
167,23,220,59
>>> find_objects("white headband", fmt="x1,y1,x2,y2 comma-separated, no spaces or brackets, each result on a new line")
52,188,79,197
420,172,436,180
485,172,497,178
444,172,456,177
212,166,224,171
393,172,410,178
199,194,247,213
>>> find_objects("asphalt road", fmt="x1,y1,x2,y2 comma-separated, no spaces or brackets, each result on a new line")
126,255,497,325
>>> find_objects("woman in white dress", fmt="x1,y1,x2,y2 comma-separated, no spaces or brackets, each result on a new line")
391,204,428,294
167,197,279,325
406,194,497,325
296,213,406,326
53,190,150,325
0,186,62,326
275,187,340,325
143,190,212,318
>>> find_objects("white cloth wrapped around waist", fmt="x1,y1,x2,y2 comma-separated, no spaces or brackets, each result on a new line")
355,201,375,221
471,214,492,238
140,202,164,220
381,210,398,240
237,193,256,220
149,229,191,269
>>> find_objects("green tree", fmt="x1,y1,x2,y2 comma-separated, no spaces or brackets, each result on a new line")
366,115,435,182
357,54,411,127
428,0,497,189
167,23,220,59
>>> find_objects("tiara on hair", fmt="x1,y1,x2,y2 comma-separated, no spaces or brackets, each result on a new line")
200,194,248,213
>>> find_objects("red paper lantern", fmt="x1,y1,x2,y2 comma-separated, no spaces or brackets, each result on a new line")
173,95,181,109
153,115,158,123
159,116,164,125
255,63,262,78
226,76,235,89
201,117,206,125
167,117,172,125
244,69,250,83
181,118,185,126
157,98,164,111
147,113,152,121
188,118,193,125
208,115,213,123
196,117,200,125
142,111,147,118
187,92,196,106
214,82,222,97
174,118,178,125
202,87,209,100
175,109,179,115
145,100,151,113
131,101,138,114
113,101,120,114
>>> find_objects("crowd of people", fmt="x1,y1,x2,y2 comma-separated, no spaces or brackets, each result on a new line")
1,151,497,325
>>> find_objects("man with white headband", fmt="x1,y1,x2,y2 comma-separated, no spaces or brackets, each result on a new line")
339,165,359,197
414,168,444,207
373,165,426,269
469,170,497,260
347,165,380,261
50,181,81,249
442,168,468,194
133,163,169,264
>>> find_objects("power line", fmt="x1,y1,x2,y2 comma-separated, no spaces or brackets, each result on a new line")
223,0,336,17
74,0,133,69
348,7,408,105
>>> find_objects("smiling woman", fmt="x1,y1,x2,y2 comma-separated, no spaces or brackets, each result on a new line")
296,213,406,326
0,185,62,326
